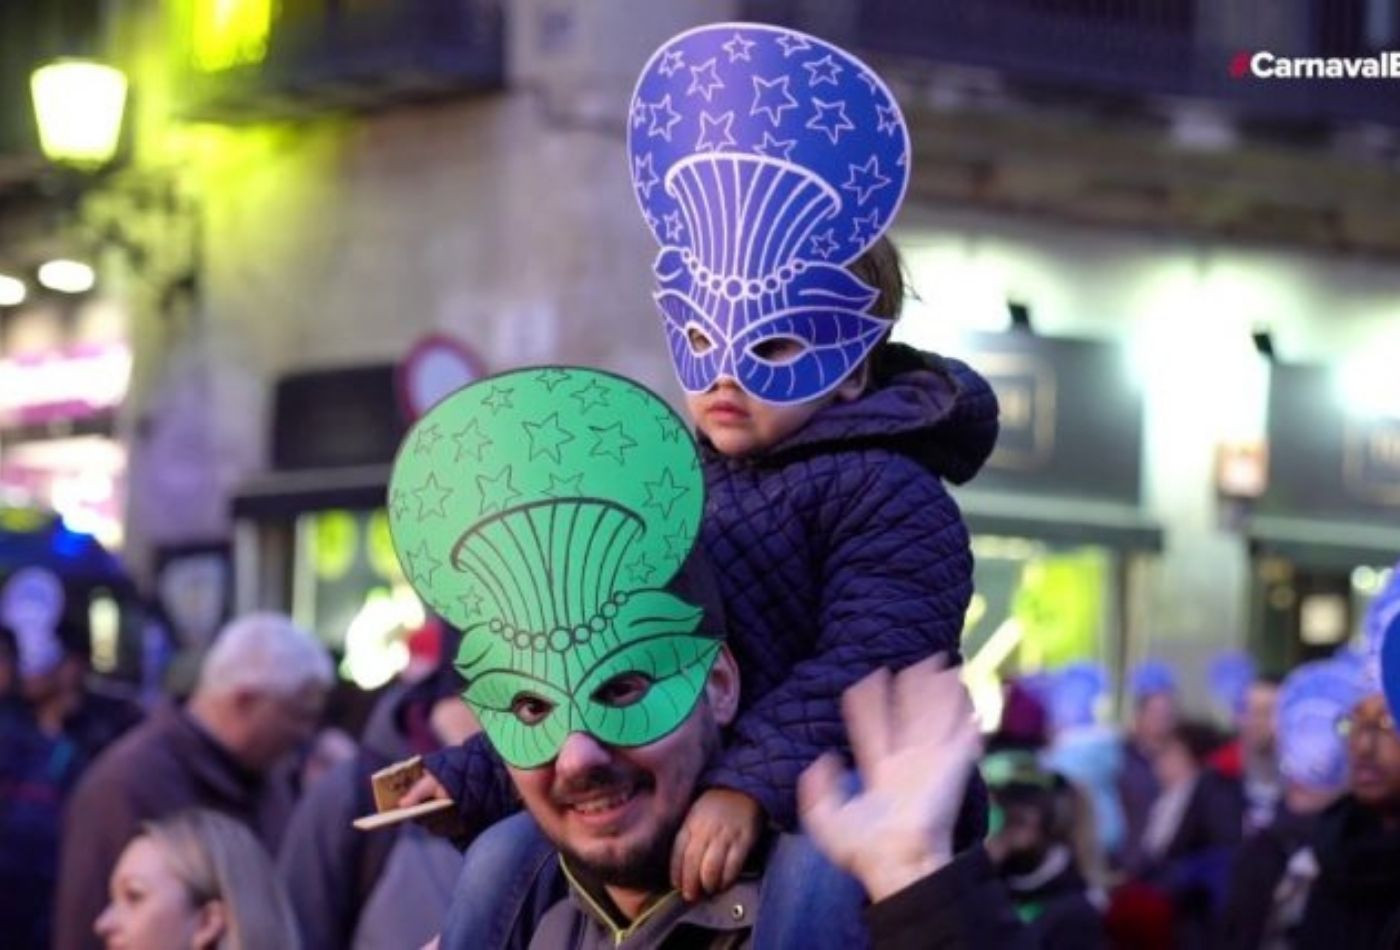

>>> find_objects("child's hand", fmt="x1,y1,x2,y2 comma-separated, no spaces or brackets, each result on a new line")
670,788,764,902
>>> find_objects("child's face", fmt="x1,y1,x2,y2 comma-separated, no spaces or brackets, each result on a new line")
682,334,867,458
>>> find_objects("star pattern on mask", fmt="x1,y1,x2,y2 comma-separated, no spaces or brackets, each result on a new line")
850,208,882,244
588,422,638,465
481,386,514,414
534,368,571,392
842,155,892,205
522,412,575,463
663,211,686,241
809,229,840,259
405,540,443,587
647,94,682,141
807,98,854,144
876,103,901,135
413,423,443,456
542,471,585,499
687,58,724,101
696,111,737,152
476,465,522,515
451,419,492,462
411,473,453,519
570,378,611,415
655,410,684,442
658,48,686,77
633,152,660,199
754,131,797,161
722,32,755,63
804,54,843,87
751,74,798,126
626,553,657,585
389,490,410,521
458,590,485,620
630,97,647,128
776,33,812,57
643,468,690,519
662,522,693,561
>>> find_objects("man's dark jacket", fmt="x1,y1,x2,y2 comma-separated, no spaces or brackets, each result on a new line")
52,703,296,950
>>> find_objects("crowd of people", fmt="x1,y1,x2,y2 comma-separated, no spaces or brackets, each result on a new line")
2,18,1400,950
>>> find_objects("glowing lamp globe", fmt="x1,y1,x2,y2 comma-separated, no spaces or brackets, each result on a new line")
30,59,128,167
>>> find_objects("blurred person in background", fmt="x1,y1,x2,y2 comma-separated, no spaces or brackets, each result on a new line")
982,749,1105,949
0,616,141,948
1116,661,1179,871
1132,720,1243,948
1220,657,1363,949
54,612,332,950
278,662,478,950
1204,653,1282,834
0,622,17,698
1292,690,1400,949
95,808,300,950
1039,662,1124,862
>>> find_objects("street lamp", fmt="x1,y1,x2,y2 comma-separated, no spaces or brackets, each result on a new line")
30,59,129,168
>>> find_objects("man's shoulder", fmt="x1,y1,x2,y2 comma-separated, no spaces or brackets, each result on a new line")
72,709,187,799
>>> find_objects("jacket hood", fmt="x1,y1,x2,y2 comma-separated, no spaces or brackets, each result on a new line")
710,343,999,484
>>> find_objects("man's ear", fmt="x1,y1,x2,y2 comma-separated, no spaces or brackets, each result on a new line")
835,360,871,402
704,644,741,727
191,899,227,949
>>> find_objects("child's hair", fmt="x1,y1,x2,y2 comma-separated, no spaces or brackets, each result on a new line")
848,235,910,385
848,235,905,320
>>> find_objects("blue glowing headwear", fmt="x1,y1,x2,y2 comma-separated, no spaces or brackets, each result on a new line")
628,23,910,405
1129,659,1177,701
1046,662,1107,732
1363,561,1400,694
1208,651,1257,719
1277,657,1366,792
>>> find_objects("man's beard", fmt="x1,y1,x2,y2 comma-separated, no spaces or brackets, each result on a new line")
551,722,719,891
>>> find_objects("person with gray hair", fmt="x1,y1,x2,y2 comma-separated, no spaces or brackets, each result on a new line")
53,613,333,950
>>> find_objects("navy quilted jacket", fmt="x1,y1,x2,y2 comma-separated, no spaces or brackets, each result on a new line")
426,344,998,841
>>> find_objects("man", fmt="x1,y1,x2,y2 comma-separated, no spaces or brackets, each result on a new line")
388,367,1022,948
980,750,1104,950
1292,690,1400,949
1220,657,1361,948
52,612,333,950
1117,662,1179,871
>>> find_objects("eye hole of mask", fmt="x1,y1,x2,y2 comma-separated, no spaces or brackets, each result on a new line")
686,325,716,356
748,336,808,365
591,672,653,709
511,693,556,726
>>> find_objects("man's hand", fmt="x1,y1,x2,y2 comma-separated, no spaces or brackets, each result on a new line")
670,788,764,902
798,654,981,902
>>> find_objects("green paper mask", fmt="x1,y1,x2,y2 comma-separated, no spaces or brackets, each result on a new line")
387,367,714,768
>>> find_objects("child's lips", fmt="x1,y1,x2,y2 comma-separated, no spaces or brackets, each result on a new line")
706,400,748,421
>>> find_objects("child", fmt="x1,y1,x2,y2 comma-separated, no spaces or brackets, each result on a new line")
411,19,998,933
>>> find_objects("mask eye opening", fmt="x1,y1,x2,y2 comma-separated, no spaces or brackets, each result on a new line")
685,323,716,356
746,335,809,366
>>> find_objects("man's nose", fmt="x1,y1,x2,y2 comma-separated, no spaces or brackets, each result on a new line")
555,731,612,776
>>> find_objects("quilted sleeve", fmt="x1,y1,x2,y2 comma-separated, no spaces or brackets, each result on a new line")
423,733,522,844
701,454,974,830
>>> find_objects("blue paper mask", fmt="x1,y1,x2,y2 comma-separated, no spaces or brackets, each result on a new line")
1382,610,1400,724
1208,651,1256,719
1277,657,1366,792
628,23,910,405
1129,660,1177,701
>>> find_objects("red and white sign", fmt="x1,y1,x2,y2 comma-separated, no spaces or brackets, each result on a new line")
396,334,485,421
